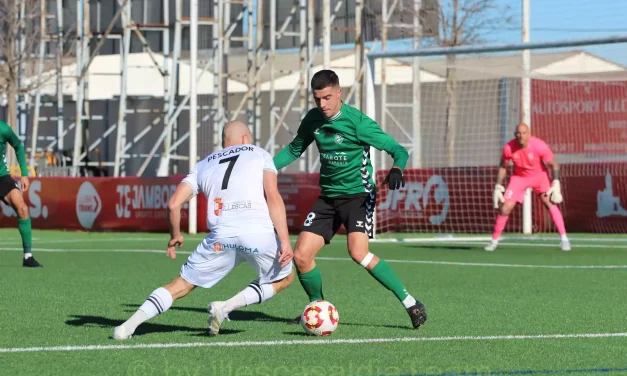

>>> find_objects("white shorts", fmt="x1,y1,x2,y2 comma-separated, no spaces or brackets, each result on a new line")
180,232,293,288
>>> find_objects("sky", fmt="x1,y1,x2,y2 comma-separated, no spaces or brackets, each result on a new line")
245,0,627,66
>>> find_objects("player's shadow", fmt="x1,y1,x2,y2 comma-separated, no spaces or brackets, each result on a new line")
65,315,242,337
162,305,411,330
407,244,475,251
341,322,411,330
173,305,296,324
282,322,411,336
282,331,311,336
124,304,295,324
124,304,411,330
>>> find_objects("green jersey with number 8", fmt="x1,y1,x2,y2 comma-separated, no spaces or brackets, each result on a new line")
0,121,28,177
274,102,409,197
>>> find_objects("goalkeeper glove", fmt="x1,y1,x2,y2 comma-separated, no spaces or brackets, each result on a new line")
383,167,405,190
493,184,505,209
546,180,563,204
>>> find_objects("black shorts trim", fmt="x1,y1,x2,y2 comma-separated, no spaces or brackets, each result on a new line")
0,174,19,205
301,192,376,244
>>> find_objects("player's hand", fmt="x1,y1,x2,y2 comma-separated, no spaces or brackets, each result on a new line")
383,167,405,190
546,180,563,204
20,177,30,192
493,184,505,209
278,240,293,268
167,235,184,259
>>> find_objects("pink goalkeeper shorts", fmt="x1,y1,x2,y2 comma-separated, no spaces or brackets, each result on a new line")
504,173,551,204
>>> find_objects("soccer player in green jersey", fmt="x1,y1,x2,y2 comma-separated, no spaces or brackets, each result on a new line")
274,70,426,328
0,121,42,267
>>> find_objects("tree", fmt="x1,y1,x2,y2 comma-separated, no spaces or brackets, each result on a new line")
0,0,74,133
434,0,514,166
1,0,41,133
0,0,75,170
377,0,515,166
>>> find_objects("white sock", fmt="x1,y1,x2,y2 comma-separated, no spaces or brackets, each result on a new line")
24,253,32,260
121,310,148,333
223,293,247,314
226,280,276,313
560,234,569,241
402,295,417,309
491,239,499,244
123,287,173,332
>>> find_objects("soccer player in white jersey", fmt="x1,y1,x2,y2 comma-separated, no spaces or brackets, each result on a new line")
113,121,294,340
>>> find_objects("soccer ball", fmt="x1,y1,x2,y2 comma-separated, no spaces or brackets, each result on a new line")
300,300,339,336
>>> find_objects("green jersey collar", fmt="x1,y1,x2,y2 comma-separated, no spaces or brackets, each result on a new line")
324,102,345,122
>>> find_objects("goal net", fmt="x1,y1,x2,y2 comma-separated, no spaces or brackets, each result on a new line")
368,39,627,237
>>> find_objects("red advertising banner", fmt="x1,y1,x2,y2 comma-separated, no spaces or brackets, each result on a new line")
3,165,627,234
0,177,189,232
532,80,627,154
375,164,627,234
547,163,627,233
374,167,506,234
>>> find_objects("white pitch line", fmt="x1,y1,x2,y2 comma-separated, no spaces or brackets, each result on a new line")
5,240,627,250
372,236,627,243
4,234,627,245
0,248,190,254
2,332,627,354
475,242,627,249
315,257,627,269
403,241,627,250
1,237,176,245
1,248,627,269
42,238,169,244
502,236,627,243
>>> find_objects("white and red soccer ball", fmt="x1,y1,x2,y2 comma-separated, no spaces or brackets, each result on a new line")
300,300,339,336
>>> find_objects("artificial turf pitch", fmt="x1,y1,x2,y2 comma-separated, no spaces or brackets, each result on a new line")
1,229,627,375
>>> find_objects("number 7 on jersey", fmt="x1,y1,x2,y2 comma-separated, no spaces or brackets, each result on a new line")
219,155,239,189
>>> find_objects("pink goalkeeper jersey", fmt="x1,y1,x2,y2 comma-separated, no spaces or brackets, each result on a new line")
501,136,554,177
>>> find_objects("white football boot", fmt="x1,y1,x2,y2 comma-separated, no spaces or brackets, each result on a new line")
560,240,571,251
484,240,498,252
208,301,229,336
112,325,133,340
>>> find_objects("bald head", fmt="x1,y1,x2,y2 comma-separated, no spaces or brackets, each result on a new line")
222,120,253,148
516,123,530,133
514,123,531,147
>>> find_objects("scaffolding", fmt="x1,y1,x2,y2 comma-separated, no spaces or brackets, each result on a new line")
261,0,369,173
26,0,382,178
379,0,423,170
30,0,65,170
28,0,176,177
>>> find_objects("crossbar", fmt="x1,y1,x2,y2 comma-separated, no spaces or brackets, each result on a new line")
367,35,627,59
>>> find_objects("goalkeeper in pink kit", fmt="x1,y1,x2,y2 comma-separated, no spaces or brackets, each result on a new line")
485,123,570,252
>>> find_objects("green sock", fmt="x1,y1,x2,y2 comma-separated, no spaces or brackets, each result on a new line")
297,266,324,302
368,259,410,302
17,218,32,255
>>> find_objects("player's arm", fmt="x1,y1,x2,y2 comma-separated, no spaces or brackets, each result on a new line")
273,117,315,170
543,149,563,204
167,182,194,237
356,114,409,190
2,122,30,190
166,167,198,258
263,169,293,267
545,157,560,181
493,148,510,209
496,160,508,186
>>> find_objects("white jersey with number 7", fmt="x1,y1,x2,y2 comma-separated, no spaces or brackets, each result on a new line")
182,145,277,238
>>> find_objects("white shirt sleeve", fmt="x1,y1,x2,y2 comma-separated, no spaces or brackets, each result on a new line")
262,150,277,174
182,164,199,195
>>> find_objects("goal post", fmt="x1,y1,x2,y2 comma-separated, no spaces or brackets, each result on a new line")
365,35,627,238
364,55,378,239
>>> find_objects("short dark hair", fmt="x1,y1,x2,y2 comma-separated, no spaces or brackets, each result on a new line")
311,69,339,90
